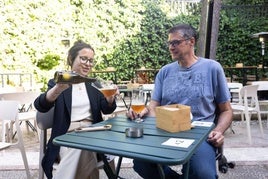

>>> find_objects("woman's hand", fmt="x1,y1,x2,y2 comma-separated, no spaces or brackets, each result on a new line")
126,108,138,120
46,83,71,102
55,83,71,92
105,85,120,105
126,107,149,120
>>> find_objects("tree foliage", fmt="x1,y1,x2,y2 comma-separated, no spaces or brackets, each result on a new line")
37,54,61,70
94,0,200,81
0,0,74,85
0,0,201,88
0,0,267,90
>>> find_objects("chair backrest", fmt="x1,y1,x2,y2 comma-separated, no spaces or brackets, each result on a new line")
141,84,155,90
227,82,243,103
227,82,243,92
240,85,259,108
36,107,54,130
0,101,19,143
0,101,19,122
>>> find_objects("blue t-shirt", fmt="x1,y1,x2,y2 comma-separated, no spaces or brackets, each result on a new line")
152,57,231,122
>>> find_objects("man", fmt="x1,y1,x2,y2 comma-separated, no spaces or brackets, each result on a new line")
127,24,233,179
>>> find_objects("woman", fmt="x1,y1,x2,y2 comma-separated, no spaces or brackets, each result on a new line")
34,40,118,179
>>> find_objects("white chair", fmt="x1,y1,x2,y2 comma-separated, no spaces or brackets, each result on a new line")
227,82,243,104
0,101,31,179
231,85,264,144
227,82,243,125
251,81,268,127
141,84,154,105
0,91,40,140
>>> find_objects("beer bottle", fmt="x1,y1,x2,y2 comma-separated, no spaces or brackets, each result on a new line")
54,71,96,84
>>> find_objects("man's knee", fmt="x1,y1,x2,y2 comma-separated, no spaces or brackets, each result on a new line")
189,169,217,179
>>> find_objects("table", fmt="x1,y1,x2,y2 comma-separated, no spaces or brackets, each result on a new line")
53,116,214,179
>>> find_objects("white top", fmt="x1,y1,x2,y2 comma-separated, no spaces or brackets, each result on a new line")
71,83,92,122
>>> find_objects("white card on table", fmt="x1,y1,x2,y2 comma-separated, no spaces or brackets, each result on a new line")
191,121,213,127
162,138,195,148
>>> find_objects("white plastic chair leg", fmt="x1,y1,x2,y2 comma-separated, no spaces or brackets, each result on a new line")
244,111,252,145
15,120,31,179
257,112,264,137
38,130,46,179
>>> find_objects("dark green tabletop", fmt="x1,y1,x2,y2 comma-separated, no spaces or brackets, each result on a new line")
53,116,214,178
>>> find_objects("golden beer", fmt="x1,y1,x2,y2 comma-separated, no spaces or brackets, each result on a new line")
131,104,145,114
100,88,117,97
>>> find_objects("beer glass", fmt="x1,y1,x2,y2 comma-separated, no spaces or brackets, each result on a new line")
131,89,145,123
93,77,117,97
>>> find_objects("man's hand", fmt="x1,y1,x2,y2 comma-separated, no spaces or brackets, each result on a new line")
207,130,224,147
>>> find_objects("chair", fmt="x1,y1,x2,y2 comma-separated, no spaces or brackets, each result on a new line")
0,91,40,140
227,82,243,104
214,107,235,174
36,107,54,179
141,84,154,105
227,82,243,128
215,146,235,173
36,108,116,179
231,85,264,144
251,81,268,127
0,101,31,179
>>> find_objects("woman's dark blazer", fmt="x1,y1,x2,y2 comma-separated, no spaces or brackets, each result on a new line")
34,79,116,179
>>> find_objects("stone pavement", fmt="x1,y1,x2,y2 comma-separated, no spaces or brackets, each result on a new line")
0,116,268,179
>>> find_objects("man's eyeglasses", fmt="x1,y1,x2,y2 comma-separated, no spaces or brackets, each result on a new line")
79,56,94,65
166,38,190,47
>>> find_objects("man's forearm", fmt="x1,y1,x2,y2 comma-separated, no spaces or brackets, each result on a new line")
214,110,233,134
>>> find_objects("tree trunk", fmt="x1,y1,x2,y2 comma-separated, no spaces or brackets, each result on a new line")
197,0,222,60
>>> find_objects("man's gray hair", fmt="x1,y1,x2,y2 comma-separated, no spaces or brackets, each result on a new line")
168,24,198,41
